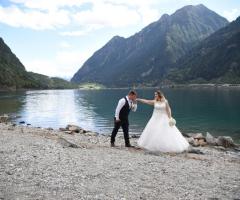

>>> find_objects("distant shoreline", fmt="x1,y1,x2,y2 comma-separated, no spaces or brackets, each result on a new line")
1,83,240,92
78,83,240,90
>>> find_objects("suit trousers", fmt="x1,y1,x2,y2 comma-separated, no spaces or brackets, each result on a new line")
111,118,130,145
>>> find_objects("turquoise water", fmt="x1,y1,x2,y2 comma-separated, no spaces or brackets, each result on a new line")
0,88,240,142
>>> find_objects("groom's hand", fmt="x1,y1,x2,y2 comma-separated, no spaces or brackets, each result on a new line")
115,119,121,123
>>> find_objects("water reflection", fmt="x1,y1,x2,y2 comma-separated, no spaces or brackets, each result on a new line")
0,91,26,115
19,90,105,131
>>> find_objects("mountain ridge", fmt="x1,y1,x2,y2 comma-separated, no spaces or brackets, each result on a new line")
0,38,77,90
167,17,240,84
71,4,229,87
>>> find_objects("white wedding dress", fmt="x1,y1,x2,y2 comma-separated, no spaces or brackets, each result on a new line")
138,101,189,153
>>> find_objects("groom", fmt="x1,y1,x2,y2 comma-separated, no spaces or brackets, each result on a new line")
111,90,137,147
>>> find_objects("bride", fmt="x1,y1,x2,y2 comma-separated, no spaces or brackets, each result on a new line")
137,90,189,153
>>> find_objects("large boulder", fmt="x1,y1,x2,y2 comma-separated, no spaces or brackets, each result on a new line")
206,132,217,145
184,133,205,140
216,136,235,148
66,124,86,133
192,140,200,147
198,139,207,146
186,137,195,145
192,133,205,140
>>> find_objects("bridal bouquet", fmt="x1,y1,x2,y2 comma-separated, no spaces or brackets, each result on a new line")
169,117,176,127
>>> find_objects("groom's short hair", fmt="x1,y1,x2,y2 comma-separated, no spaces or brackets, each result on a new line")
128,90,137,96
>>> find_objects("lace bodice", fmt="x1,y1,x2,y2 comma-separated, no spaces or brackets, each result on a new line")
153,101,167,115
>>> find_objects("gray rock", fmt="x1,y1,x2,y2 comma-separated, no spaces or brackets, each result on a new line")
216,136,235,148
85,132,98,136
5,170,14,175
192,140,200,147
182,133,192,138
66,124,86,133
59,127,67,131
79,129,87,134
57,137,81,148
206,132,217,145
66,124,81,132
233,146,240,152
184,133,205,139
64,130,74,134
192,133,205,139
0,114,9,123
187,148,204,155
214,146,226,151
186,137,195,145
131,134,140,138
182,133,194,138
198,139,207,146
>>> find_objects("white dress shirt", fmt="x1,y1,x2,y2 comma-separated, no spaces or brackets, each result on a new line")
115,96,137,120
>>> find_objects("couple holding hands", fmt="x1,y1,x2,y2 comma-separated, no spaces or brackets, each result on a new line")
110,90,189,153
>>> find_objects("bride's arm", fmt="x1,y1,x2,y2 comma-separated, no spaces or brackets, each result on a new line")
136,98,154,105
165,100,172,119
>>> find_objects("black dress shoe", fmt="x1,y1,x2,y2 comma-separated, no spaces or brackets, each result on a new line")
125,144,135,148
110,143,115,147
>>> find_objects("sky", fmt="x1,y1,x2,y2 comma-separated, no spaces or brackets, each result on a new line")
0,0,240,80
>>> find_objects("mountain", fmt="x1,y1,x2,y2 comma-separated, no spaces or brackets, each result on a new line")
71,4,228,87
0,37,76,90
0,38,36,89
28,72,77,89
167,17,240,84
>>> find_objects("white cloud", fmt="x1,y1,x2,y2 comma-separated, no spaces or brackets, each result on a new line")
60,29,92,37
73,2,141,28
60,24,103,36
105,0,161,25
9,0,90,11
0,5,70,30
24,50,92,79
223,9,240,21
0,0,161,32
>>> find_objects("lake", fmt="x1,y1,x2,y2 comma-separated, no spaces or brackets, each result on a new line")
0,88,240,142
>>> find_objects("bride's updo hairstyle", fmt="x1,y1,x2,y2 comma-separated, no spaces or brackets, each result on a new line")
155,90,165,101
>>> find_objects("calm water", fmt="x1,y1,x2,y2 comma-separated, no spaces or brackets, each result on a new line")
0,88,240,142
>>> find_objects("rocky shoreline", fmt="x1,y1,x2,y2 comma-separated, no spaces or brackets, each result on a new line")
0,121,240,199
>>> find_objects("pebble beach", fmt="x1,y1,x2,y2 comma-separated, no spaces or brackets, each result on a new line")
0,123,240,200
